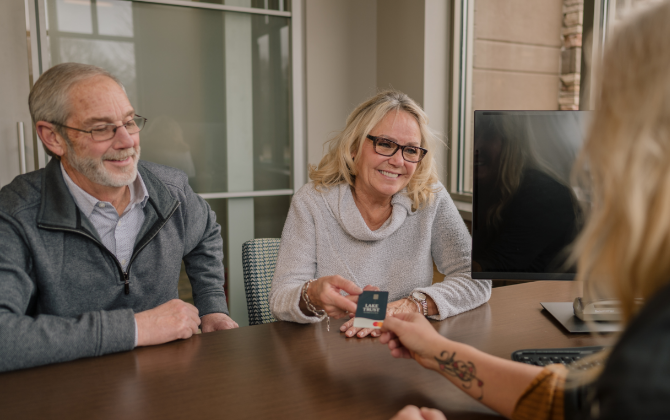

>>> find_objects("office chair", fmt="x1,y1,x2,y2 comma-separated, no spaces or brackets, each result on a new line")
242,238,280,325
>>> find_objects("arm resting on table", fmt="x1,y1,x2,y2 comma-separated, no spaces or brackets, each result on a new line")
269,192,324,323
180,181,229,317
0,211,135,372
0,310,135,372
417,189,492,320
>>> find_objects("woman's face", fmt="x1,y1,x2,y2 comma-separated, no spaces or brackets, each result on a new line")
353,110,421,201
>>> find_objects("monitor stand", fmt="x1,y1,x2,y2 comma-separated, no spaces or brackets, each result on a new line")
540,297,624,333
573,297,624,321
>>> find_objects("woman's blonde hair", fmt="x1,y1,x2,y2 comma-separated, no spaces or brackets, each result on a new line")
568,1,670,382
309,90,440,210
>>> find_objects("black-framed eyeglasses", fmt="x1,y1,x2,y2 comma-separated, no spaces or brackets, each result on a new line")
366,135,427,163
52,115,148,142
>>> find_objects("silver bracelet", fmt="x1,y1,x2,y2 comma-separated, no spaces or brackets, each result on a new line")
407,297,422,314
301,279,330,332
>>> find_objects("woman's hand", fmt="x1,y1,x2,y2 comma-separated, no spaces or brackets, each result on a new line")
391,405,447,420
340,296,420,338
382,313,544,419
299,275,363,319
379,312,447,371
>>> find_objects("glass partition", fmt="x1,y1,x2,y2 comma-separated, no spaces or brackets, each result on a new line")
47,0,291,193
45,0,293,326
177,0,290,12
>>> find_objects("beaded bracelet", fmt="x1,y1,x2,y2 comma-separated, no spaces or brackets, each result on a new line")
301,279,330,331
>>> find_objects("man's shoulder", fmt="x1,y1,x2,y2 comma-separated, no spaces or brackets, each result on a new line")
0,169,44,217
138,160,190,191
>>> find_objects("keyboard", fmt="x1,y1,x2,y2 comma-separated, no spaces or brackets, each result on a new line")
511,346,605,367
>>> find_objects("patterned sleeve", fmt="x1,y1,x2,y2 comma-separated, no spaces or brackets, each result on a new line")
512,364,568,420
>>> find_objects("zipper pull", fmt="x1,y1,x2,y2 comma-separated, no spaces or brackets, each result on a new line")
124,272,130,295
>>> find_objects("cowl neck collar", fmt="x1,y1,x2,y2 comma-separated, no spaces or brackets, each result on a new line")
320,183,415,241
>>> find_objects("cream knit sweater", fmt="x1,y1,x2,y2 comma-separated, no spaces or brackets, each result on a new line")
269,182,491,323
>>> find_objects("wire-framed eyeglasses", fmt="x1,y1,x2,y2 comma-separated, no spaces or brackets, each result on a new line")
52,115,148,142
366,135,427,163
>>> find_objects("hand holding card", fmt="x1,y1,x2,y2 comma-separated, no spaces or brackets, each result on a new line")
353,291,389,329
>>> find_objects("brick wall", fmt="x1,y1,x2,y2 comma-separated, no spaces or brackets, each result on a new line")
559,0,583,110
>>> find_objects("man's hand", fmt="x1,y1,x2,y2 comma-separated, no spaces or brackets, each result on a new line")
134,299,200,347
200,313,239,333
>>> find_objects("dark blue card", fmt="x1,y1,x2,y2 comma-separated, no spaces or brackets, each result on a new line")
353,291,389,329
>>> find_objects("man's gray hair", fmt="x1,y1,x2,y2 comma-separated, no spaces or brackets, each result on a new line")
28,62,124,158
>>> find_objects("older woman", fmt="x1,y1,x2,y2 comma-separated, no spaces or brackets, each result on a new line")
269,90,491,338
381,3,670,419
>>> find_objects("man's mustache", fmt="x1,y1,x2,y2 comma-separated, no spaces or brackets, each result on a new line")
102,147,138,161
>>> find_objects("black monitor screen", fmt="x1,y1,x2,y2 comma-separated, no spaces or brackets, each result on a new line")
471,110,592,280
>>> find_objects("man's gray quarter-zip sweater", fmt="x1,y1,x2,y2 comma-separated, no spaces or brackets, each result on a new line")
0,159,229,372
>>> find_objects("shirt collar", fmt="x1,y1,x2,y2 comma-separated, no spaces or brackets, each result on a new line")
60,162,150,218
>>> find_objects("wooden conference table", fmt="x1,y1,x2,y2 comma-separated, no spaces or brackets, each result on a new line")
0,281,614,420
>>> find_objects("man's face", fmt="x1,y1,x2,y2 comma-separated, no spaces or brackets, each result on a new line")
61,75,140,188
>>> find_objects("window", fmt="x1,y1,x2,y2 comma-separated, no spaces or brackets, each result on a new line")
447,0,629,207
37,0,301,326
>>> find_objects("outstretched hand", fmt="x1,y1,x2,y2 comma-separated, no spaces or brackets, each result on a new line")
379,312,446,370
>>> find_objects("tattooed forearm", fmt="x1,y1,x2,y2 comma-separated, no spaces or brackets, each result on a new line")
435,351,484,400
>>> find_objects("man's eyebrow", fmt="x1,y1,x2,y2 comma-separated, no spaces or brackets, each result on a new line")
82,110,136,126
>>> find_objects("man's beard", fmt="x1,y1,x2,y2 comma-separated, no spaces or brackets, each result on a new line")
64,139,140,188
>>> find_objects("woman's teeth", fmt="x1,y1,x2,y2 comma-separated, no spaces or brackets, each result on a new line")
379,170,398,178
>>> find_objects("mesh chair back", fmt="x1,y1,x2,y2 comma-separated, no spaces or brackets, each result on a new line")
242,238,281,325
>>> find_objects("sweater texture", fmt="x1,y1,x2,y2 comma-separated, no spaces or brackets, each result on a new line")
269,182,491,323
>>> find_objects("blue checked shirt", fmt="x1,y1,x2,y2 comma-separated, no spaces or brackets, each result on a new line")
60,163,149,347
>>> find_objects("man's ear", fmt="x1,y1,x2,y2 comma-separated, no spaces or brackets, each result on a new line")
35,121,66,158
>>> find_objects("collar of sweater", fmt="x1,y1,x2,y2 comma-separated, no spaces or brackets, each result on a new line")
321,183,416,241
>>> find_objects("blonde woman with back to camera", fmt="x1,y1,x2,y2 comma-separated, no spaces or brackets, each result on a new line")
380,2,670,419
269,90,491,337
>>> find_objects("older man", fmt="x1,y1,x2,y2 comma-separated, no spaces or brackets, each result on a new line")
0,63,237,372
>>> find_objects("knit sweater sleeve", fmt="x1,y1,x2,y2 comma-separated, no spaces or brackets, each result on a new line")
269,188,324,323
412,188,491,320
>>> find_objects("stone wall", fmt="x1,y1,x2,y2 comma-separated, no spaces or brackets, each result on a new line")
559,0,582,110
472,0,563,111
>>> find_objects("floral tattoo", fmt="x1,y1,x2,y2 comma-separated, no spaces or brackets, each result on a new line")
435,351,484,400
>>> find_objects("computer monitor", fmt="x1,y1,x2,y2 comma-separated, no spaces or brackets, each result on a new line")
471,110,592,281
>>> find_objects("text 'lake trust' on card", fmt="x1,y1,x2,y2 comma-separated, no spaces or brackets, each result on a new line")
353,291,389,329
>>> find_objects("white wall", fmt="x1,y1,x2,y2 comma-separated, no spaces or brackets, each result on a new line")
304,0,450,183
376,0,425,105
422,0,450,183
305,0,377,168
